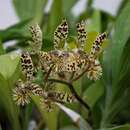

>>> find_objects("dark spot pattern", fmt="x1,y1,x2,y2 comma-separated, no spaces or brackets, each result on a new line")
21,52,34,81
76,21,87,50
54,19,68,50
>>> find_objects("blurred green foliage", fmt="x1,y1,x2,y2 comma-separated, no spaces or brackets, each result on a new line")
0,0,130,130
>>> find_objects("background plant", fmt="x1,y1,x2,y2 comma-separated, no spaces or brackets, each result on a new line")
0,0,130,130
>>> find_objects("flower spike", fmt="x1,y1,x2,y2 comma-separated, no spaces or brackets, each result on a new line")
13,19,107,111
76,21,87,50
21,52,34,81
29,24,42,53
90,32,107,58
54,19,68,50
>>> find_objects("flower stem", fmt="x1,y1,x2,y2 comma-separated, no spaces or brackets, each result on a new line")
48,78,90,111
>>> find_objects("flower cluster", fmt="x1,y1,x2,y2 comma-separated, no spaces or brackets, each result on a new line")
12,19,106,111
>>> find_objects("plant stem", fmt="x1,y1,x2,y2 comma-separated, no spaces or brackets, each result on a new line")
48,78,90,111
40,13,49,29
44,64,54,82
44,64,55,90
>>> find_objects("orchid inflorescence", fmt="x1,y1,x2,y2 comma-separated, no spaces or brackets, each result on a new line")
12,19,107,111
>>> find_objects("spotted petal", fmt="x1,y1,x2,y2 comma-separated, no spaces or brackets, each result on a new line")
76,21,87,50
21,52,34,81
29,24,42,53
54,19,68,50
90,32,107,58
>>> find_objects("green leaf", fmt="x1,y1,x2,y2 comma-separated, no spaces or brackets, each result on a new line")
112,1,130,85
62,0,77,16
111,41,130,106
22,103,33,130
0,18,32,42
0,67,20,130
42,38,53,51
102,44,112,86
45,0,63,38
32,95,59,130
0,40,5,55
83,80,104,108
84,32,108,53
100,3,130,127
0,54,20,80
100,3,130,126
84,32,98,53
13,0,47,22
60,126,79,130
87,10,101,32
100,124,130,130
